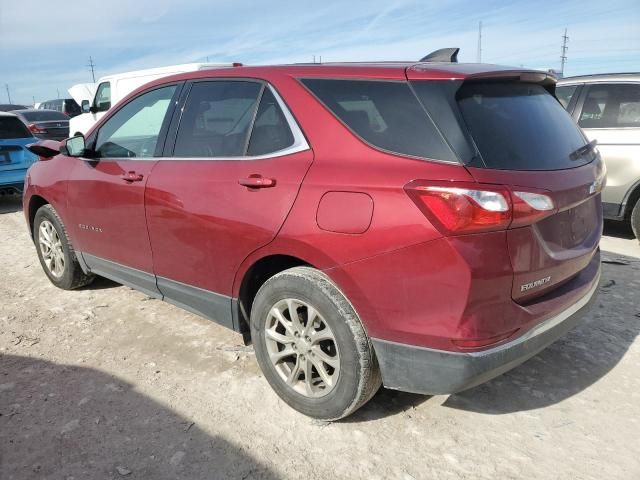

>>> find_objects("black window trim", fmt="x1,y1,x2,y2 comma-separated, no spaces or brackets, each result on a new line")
162,77,309,160
297,76,460,165
85,82,185,161
574,81,640,130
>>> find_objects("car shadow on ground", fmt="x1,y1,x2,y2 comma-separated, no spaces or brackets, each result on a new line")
82,275,121,290
0,354,278,479
350,254,640,419
604,219,635,240
0,194,23,214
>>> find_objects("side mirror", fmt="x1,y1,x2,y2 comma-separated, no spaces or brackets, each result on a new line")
81,100,90,114
59,135,86,157
27,140,61,159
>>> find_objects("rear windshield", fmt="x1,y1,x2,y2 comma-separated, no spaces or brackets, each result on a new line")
0,116,31,139
301,79,456,162
20,110,68,121
456,82,589,170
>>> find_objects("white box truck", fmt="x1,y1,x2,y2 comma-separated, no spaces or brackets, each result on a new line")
68,62,233,135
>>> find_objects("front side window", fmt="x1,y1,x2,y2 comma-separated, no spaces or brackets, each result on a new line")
95,85,176,158
173,81,262,157
579,83,640,128
94,82,112,112
301,78,456,162
555,85,578,110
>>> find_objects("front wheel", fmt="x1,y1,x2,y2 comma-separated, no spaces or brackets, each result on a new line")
33,204,94,290
251,266,381,420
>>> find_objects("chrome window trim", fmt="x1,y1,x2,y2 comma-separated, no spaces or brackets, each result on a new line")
85,82,310,162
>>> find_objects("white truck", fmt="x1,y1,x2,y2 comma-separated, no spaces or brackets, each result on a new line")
68,62,234,135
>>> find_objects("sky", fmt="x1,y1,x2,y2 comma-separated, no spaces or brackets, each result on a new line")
1,0,639,105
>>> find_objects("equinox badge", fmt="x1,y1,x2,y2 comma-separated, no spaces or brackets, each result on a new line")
520,276,551,292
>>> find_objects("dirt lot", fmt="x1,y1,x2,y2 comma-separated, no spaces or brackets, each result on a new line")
1,193,639,480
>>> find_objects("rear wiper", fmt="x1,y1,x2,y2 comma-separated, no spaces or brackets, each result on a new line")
569,139,597,161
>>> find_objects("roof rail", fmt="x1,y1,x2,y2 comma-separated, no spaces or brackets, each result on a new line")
419,48,459,63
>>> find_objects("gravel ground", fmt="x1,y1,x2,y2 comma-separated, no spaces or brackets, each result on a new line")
1,193,639,480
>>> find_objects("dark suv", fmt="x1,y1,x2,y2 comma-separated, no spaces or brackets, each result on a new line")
24,57,603,419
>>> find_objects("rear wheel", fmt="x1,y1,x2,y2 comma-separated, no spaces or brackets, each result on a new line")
251,266,381,420
34,204,94,290
631,199,640,241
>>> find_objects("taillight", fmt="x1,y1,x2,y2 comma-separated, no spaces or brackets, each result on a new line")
28,123,45,134
405,181,556,235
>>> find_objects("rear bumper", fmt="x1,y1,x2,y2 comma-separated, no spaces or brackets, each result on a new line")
372,264,600,395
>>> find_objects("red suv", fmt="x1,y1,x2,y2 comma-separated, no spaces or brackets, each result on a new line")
24,57,603,419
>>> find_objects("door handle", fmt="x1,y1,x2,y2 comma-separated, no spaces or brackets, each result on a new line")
238,175,276,189
121,171,144,182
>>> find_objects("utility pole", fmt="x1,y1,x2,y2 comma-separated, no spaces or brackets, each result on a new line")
476,21,482,63
56,88,60,99
560,28,569,75
87,56,97,82
32,96,36,106
5,84,11,104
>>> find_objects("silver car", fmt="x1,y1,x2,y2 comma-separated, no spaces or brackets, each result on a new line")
557,73,640,238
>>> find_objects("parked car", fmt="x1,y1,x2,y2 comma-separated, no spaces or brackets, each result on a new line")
0,104,27,112
24,55,603,419
69,62,236,136
11,109,69,141
38,98,81,118
557,73,640,237
0,112,38,195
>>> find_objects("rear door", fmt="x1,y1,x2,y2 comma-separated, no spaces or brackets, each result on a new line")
574,82,640,218
66,84,179,296
145,79,313,327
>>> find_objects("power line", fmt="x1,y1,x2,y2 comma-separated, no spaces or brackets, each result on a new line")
87,56,97,83
560,28,569,75
476,21,482,63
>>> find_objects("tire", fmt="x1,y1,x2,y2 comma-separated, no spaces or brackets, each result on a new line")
631,199,640,241
251,266,381,420
33,204,94,290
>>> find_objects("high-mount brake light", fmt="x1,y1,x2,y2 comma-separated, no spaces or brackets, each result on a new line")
404,181,556,235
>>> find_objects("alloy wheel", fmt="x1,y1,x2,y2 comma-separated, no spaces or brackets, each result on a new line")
264,298,340,398
38,220,65,278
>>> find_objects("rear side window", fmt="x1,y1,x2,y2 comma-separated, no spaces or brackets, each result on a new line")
301,79,456,162
174,81,262,157
579,83,640,128
457,82,589,170
0,116,31,139
247,88,294,156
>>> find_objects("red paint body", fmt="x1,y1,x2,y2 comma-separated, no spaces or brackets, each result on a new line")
23,62,602,354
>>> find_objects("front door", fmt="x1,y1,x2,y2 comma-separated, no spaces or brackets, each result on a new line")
145,80,313,326
66,84,180,296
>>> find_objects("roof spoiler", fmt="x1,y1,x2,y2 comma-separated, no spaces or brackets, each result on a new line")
419,48,459,63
